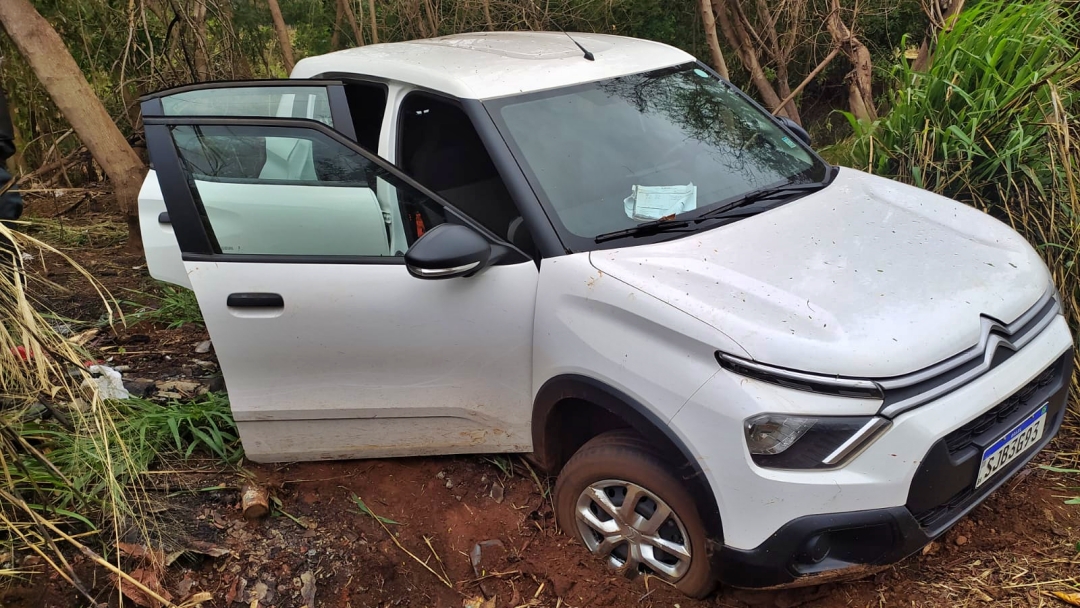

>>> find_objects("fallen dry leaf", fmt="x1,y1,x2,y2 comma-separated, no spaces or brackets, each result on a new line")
1053,591,1080,607
112,567,174,608
117,542,166,567
300,570,316,608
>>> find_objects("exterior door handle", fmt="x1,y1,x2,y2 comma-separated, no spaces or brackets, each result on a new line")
227,293,284,308
158,212,171,224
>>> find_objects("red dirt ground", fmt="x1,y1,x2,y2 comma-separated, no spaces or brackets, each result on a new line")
3,191,1080,608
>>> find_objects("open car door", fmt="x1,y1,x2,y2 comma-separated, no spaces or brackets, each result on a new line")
139,82,539,462
138,81,357,288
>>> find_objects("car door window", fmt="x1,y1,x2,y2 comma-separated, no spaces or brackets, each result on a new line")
168,121,446,257
160,86,334,124
342,82,388,152
398,94,520,243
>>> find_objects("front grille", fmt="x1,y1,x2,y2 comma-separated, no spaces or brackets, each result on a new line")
943,365,1057,454
906,353,1070,533
914,487,973,528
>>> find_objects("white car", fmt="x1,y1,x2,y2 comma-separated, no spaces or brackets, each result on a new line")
137,32,1073,596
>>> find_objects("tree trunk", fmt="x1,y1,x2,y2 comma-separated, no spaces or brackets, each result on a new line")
266,0,295,73
482,0,494,31
341,0,364,46
714,0,785,115
754,0,800,124
192,0,210,81
826,0,877,122
912,0,965,72
368,0,379,44
0,0,146,251
699,0,729,79
331,0,344,48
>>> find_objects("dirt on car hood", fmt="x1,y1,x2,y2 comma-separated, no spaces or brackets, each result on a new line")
589,167,1051,378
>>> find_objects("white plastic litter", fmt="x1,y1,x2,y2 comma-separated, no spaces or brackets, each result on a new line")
83,364,131,400
624,183,697,221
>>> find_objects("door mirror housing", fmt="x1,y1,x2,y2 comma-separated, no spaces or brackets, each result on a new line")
777,116,811,147
405,223,492,279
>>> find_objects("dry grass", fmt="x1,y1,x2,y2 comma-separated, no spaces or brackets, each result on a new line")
0,217,187,606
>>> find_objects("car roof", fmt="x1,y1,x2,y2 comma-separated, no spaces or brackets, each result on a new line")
290,32,695,100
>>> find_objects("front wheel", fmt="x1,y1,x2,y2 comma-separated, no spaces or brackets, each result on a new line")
553,430,716,598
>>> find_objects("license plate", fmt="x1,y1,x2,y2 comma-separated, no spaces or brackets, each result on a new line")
975,403,1047,488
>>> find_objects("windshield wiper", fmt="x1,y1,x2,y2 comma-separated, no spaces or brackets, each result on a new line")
694,182,828,223
594,218,692,243
593,182,827,243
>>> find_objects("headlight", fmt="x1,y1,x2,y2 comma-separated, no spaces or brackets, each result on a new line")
744,414,890,469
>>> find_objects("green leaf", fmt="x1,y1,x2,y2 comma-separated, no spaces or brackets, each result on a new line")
351,494,400,525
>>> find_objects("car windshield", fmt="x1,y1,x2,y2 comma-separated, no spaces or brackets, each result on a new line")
486,64,830,247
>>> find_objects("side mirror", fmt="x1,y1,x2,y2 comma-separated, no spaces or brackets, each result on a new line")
777,116,811,147
405,223,492,280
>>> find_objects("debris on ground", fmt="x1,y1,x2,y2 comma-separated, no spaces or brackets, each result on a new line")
299,570,316,608
471,539,507,577
112,567,172,608
241,483,270,519
84,364,130,399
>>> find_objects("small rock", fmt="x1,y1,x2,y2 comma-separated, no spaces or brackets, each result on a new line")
113,365,131,372
955,535,968,546
156,380,202,396
463,596,496,608
489,484,504,504
22,403,47,421
436,471,446,480
445,479,454,489
123,378,156,398
470,539,506,577
195,340,212,354
208,375,227,393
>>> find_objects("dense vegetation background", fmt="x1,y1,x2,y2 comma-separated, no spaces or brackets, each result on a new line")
0,0,928,174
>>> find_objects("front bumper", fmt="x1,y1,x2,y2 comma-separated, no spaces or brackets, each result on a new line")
670,314,1073,589
715,356,1070,588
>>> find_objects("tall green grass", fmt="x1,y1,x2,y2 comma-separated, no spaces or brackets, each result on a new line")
845,0,1080,333
123,283,204,329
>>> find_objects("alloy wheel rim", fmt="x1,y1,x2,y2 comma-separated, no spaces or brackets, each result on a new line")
574,479,691,581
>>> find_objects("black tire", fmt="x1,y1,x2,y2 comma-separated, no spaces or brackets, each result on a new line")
554,429,716,598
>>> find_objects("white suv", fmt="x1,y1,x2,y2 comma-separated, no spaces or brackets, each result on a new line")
137,32,1073,596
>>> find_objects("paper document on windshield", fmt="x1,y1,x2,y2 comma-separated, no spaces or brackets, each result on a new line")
624,184,698,221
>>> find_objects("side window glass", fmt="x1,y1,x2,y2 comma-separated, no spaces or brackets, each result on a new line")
161,87,334,125
343,82,388,152
398,94,520,243
169,123,445,256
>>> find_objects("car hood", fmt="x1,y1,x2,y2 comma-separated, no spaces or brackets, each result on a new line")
589,168,1051,378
